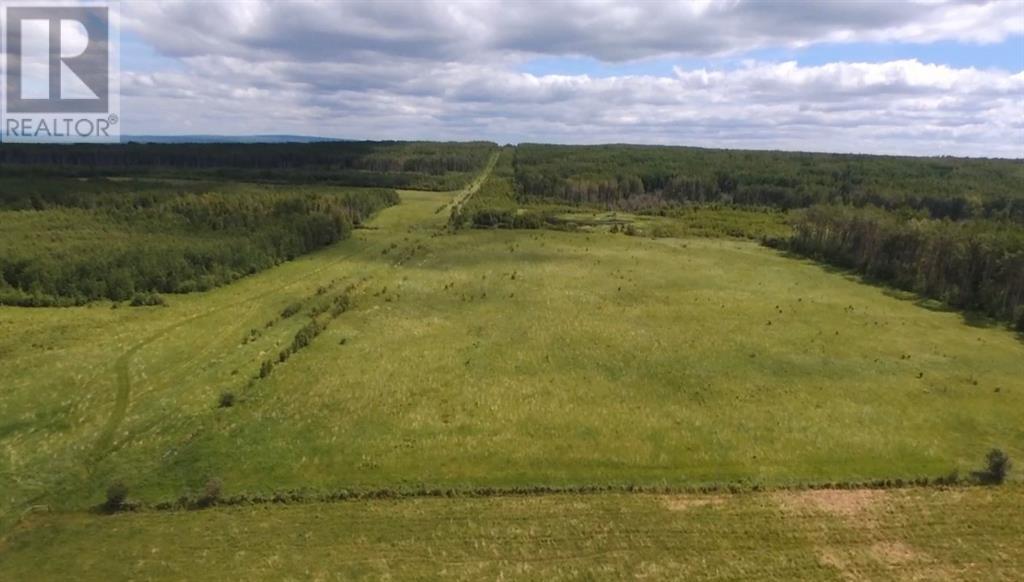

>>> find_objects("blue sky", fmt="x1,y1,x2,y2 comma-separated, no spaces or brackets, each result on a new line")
115,1,1024,157
519,36,1024,78
121,31,184,75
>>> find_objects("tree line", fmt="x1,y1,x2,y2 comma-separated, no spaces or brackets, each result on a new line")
513,144,1024,221
785,205,1024,329
454,144,1024,329
0,182,398,306
0,141,497,191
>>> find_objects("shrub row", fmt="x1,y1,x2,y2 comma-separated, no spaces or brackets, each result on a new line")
254,289,354,382
109,449,1011,514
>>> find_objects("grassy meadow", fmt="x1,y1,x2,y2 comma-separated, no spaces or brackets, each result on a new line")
2,486,1022,580
1,158,1022,578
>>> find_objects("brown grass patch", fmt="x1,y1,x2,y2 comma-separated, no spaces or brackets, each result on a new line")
870,541,918,565
777,488,888,523
658,495,727,512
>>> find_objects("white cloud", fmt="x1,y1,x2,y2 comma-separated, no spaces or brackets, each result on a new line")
116,0,1024,156
122,0,1023,62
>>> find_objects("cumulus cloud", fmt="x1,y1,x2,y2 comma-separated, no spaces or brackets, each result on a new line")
117,0,1024,156
123,0,1022,62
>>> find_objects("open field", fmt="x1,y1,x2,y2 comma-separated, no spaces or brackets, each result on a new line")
1,154,1022,578
2,175,1021,514
2,487,1022,580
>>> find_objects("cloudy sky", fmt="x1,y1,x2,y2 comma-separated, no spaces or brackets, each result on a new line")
116,0,1023,156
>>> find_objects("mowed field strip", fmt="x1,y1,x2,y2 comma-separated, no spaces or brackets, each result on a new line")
2,487,1021,580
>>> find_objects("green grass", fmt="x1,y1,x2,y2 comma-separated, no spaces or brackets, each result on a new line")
2,486,1022,580
2,180,1021,518
0,165,1022,577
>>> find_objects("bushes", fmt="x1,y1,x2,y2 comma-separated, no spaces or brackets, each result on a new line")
512,211,544,229
472,208,515,228
329,293,351,317
463,208,548,230
130,292,166,307
280,302,302,319
976,449,1012,485
218,392,235,408
447,207,470,230
259,292,353,378
278,320,326,363
292,320,325,352
258,360,274,379
104,481,128,512
197,478,223,507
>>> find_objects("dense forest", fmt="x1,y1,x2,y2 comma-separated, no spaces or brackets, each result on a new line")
0,141,497,191
4,141,1022,328
0,178,398,306
513,144,1024,221
0,140,497,306
445,143,1022,329
786,206,1024,330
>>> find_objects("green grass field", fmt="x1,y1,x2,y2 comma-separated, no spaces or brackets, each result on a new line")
1,162,1021,578
2,487,1022,580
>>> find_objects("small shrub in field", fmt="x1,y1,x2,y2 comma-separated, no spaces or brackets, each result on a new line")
472,208,515,228
198,478,223,507
258,359,274,379
129,292,166,307
218,392,235,408
280,302,302,319
242,328,260,345
291,320,325,352
979,449,1011,484
105,481,128,512
512,212,543,229
935,470,960,486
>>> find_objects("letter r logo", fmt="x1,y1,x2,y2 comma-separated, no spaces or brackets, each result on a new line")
5,6,109,113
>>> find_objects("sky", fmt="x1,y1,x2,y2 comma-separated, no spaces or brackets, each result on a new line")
113,0,1024,157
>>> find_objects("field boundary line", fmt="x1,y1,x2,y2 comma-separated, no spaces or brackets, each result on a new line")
91,474,1008,515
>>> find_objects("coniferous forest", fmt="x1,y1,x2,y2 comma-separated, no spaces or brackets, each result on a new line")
0,141,499,306
0,141,497,190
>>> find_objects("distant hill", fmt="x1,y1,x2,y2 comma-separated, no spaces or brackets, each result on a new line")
121,135,344,144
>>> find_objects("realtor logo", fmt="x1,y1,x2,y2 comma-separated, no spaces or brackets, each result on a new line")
2,2,120,142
